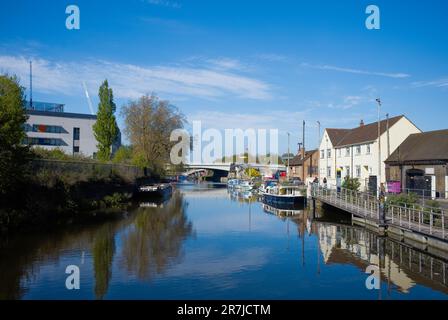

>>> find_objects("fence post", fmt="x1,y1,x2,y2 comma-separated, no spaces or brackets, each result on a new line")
409,207,411,229
430,209,433,235
418,209,421,232
443,210,445,240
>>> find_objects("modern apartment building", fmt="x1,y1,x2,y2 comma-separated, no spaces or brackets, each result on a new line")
318,115,421,191
24,101,121,157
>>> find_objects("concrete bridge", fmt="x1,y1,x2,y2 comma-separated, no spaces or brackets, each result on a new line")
183,162,286,174
311,185,448,252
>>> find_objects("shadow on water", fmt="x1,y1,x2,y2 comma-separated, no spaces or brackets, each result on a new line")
0,191,192,299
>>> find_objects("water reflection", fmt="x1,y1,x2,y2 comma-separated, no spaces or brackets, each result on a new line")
120,192,193,281
228,189,258,204
92,224,116,299
0,185,447,299
317,223,448,295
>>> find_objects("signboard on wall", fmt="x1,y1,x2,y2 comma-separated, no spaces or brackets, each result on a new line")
387,181,401,194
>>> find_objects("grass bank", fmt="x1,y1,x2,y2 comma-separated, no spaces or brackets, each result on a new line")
0,159,150,233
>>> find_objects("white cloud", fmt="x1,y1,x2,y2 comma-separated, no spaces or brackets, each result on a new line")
144,0,182,9
0,55,272,100
412,78,448,88
301,63,410,79
206,58,245,71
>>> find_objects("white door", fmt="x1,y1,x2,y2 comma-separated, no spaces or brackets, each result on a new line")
431,176,436,199
445,176,448,199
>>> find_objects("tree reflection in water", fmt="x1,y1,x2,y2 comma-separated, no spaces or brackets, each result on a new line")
92,224,116,299
120,192,193,280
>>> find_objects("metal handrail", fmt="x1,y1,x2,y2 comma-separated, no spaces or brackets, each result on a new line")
311,184,446,240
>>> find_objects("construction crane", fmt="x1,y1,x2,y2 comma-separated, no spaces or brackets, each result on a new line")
82,81,95,115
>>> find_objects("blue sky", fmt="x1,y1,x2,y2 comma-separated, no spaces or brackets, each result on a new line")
1,0,447,153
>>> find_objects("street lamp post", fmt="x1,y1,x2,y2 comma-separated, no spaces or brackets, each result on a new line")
376,98,382,197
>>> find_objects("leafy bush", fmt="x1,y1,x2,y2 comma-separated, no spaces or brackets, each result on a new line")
102,193,129,208
32,147,70,160
112,146,133,164
386,193,418,207
342,177,361,191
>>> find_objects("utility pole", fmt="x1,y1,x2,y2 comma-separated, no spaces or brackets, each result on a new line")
287,132,290,180
317,121,321,182
386,113,390,158
29,61,33,109
302,120,306,181
376,98,382,196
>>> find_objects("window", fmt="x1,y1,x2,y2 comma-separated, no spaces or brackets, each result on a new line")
356,145,361,155
356,165,361,178
327,166,331,178
28,124,67,133
23,137,67,146
327,149,331,158
366,144,371,154
345,166,350,177
73,146,80,153
320,149,325,159
345,147,350,157
337,149,341,157
73,128,80,140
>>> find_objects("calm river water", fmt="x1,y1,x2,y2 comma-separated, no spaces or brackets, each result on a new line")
0,183,447,300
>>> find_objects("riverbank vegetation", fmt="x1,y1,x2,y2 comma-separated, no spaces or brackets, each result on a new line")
0,75,131,232
1,73,186,232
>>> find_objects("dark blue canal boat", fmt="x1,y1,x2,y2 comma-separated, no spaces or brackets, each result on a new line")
262,185,307,207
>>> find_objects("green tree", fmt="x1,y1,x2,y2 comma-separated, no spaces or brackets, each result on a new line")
341,176,361,191
121,94,185,174
0,75,30,196
93,80,119,161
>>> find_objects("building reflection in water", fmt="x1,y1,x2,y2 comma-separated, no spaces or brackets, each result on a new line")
316,222,448,295
264,203,448,296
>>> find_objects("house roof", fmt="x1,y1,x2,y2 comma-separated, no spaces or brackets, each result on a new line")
289,149,318,166
326,115,404,147
385,129,448,164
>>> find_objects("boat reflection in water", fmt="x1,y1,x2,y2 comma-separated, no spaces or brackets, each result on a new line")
228,189,258,204
262,203,304,217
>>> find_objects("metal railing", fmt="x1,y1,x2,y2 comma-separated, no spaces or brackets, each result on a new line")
312,184,447,240
312,185,379,220
386,204,446,239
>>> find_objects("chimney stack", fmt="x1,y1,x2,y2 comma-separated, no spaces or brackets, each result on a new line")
360,119,364,127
